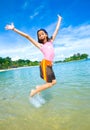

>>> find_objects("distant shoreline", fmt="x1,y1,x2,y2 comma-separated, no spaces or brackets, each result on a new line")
0,66,37,72
0,58,90,73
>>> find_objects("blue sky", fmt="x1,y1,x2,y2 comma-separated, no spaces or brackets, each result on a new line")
0,0,90,61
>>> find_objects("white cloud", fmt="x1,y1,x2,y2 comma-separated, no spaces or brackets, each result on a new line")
30,12,39,19
53,24,90,61
22,0,30,10
12,56,20,61
0,23,90,61
30,5,44,19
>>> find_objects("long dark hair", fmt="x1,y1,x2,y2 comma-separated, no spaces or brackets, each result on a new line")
37,29,52,44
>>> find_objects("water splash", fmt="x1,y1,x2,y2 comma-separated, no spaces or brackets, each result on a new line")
29,94,46,108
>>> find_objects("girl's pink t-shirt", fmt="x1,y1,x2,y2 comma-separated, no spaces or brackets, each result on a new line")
40,41,55,61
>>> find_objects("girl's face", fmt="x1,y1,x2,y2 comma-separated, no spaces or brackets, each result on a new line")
38,30,48,43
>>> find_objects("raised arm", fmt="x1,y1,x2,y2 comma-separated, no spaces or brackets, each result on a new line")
5,23,41,49
51,15,62,42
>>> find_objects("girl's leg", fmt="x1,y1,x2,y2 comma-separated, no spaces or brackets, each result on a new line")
30,80,56,97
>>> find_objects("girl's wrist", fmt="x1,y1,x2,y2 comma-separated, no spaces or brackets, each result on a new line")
12,27,15,31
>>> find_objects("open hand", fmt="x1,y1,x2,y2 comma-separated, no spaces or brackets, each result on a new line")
57,14,62,20
5,23,14,30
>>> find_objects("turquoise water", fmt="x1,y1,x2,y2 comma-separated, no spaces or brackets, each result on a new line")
0,60,90,130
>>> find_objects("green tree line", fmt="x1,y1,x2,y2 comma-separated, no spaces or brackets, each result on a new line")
55,53,88,63
0,53,89,70
0,57,39,70
63,53,88,62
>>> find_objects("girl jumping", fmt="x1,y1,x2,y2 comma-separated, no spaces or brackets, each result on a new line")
5,15,62,97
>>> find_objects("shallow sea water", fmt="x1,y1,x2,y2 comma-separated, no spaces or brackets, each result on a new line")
0,60,90,130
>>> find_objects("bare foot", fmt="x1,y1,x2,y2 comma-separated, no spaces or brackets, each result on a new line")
30,89,36,97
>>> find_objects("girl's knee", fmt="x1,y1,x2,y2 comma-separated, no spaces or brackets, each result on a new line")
52,80,57,85
48,80,57,88
48,83,53,88
47,80,56,88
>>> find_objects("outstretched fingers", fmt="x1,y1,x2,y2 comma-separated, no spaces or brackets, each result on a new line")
5,23,14,30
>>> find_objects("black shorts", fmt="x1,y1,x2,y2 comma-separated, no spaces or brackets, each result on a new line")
40,59,56,83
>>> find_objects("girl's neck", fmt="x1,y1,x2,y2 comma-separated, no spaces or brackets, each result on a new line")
43,38,47,44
